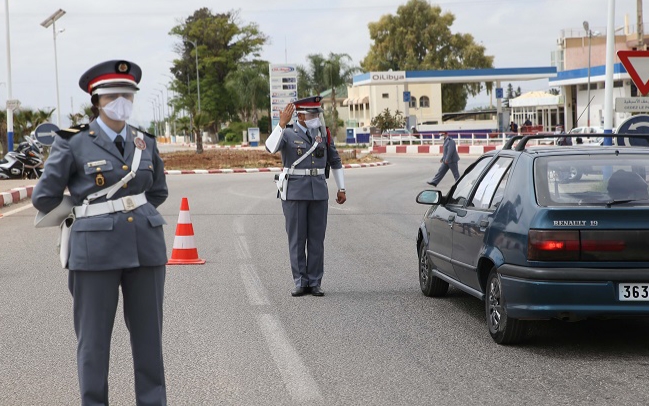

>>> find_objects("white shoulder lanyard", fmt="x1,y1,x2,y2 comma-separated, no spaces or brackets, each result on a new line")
287,141,319,175
83,130,145,205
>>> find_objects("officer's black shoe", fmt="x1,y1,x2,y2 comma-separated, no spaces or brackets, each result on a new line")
426,180,437,187
291,287,307,297
311,286,325,296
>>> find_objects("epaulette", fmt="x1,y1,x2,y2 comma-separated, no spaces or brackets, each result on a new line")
136,127,156,138
56,124,89,139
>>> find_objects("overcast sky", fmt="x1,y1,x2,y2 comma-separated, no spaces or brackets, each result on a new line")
0,0,644,129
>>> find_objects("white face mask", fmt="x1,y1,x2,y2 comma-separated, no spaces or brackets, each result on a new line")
305,117,321,129
101,97,133,121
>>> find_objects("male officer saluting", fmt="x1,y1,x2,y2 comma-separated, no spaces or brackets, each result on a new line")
266,97,346,297
32,60,169,405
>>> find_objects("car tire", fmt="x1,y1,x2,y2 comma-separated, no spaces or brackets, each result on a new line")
418,240,449,297
567,166,582,182
485,268,527,344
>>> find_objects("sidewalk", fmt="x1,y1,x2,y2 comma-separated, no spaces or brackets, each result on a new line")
0,179,36,208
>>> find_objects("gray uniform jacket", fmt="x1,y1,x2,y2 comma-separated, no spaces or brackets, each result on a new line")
32,120,168,271
442,136,460,163
276,126,343,201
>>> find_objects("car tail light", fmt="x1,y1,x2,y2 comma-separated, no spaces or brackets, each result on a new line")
528,230,580,261
581,239,626,252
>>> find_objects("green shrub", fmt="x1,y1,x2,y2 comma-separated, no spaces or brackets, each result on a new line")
222,121,253,143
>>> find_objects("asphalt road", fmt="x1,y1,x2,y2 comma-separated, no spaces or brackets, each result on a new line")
1,155,649,405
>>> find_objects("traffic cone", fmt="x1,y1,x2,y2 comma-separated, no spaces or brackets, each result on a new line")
167,197,206,265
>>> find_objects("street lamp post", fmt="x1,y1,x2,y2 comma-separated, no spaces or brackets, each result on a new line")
188,40,201,112
583,20,592,128
4,0,15,152
41,9,66,127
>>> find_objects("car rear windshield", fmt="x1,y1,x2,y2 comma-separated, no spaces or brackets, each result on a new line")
534,154,649,206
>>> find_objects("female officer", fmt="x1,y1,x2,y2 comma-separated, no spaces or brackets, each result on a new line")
32,60,168,406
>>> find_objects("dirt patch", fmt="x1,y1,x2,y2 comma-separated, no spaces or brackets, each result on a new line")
161,149,382,170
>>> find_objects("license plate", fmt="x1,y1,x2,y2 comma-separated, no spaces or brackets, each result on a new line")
619,283,649,301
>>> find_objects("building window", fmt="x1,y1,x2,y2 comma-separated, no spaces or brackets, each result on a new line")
419,96,430,108
614,80,623,88
409,97,417,108
578,84,587,91
382,93,389,99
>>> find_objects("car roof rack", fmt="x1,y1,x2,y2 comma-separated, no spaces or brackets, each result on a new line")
502,133,649,151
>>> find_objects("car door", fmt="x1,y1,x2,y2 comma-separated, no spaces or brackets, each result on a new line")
452,157,514,290
428,158,492,280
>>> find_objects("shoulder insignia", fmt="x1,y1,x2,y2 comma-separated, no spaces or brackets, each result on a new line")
56,124,89,139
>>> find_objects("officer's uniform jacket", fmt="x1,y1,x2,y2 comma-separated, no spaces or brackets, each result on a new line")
276,125,342,201
442,136,460,163
32,119,168,271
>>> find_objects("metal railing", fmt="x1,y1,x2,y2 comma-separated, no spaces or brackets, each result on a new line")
370,132,554,148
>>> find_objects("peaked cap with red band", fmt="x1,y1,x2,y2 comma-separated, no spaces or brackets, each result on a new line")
294,95,323,113
79,60,142,95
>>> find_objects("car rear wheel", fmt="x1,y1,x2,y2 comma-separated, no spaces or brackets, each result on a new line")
485,268,527,344
418,240,448,297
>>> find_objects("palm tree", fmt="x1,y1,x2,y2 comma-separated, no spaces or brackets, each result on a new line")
192,110,214,154
0,110,7,154
323,53,360,138
297,54,329,97
225,63,269,126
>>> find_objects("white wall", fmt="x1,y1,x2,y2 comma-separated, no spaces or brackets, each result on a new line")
575,81,632,129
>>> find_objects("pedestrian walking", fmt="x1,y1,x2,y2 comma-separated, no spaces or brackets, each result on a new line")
32,60,169,406
427,132,460,187
266,96,346,297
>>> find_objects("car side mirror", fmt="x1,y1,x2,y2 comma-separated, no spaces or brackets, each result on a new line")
416,190,442,205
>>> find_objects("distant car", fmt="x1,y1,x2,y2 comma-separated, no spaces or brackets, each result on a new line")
416,134,649,344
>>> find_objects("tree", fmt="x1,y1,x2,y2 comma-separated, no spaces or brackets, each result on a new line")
298,53,360,137
13,108,55,138
169,8,268,153
225,62,269,126
370,108,405,134
361,0,493,112
504,83,514,108
0,110,6,154
515,86,522,97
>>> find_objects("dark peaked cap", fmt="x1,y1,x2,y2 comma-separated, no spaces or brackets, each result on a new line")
79,60,142,94
294,95,323,113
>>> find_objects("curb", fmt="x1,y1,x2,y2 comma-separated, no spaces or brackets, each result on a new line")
0,162,391,207
164,160,390,175
371,145,502,154
0,186,34,208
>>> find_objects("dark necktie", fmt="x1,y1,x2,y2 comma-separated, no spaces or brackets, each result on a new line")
306,128,313,143
115,135,125,156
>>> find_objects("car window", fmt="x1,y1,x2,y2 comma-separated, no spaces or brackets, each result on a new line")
469,157,514,210
570,128,583,134
447,157,491,206
489,167,512,209
535,154,649,206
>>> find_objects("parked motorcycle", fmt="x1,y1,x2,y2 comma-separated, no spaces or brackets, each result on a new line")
0,136,45,179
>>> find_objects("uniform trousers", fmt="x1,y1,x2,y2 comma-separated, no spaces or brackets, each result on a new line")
68,266,167,406
430,161,460,185
281,199,328,288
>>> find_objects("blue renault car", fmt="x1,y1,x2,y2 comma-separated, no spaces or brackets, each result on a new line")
416,134,649,344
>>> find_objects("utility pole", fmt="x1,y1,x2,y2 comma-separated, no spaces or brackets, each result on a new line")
639,0,645,50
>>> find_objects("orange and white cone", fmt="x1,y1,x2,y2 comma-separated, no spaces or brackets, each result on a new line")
167,197,206,265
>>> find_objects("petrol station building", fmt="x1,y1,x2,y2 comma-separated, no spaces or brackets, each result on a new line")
346,67,557,134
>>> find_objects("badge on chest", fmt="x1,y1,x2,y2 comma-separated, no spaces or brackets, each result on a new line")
95,173,105,187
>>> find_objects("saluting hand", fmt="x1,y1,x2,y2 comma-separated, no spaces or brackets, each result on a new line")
336,191,346,204
279,104,295,128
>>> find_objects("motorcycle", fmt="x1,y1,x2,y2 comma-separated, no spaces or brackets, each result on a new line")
0,136,45,180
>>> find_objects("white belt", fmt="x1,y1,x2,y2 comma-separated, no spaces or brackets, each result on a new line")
288,168,325,176
73,193,147,218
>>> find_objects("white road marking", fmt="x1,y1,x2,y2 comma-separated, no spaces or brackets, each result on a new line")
257,314,323,402
0,203,34,217
239,264,270,306
234,235,251,260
